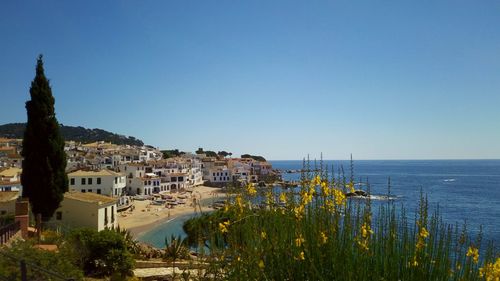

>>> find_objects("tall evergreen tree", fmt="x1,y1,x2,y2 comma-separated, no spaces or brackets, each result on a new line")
21,55,68,221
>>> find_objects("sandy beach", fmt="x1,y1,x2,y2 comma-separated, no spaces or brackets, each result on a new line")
117,185,226,237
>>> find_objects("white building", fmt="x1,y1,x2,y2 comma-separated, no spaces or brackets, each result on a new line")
50,191,118,231
167,172,190,190
0,167,22,192
68,170,126,197
208,167,232,184
117,163,148,179
128,173,161,195
0,191,19,216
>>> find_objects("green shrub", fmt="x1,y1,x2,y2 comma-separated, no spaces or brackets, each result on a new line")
66,228,134,277
0,240,83,280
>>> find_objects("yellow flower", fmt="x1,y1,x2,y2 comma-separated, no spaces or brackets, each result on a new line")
415,226,429,251
265,191,274,206
466,246,479,264
301,192,313,205
279,192,287,203
419,227,429,239
313,175,321,185
261,231,267,240
234,195,244,214
347,182,355,193
357,239,369,251
320,231,328,244
295,234,305,247
297,251,305,261
247,183,257,196
236,256,241,262
219,220,230,233
294,205,305,220
479,257,500,280
258,259,265,269
361,222,373,239
416,239,425,251
333,189,346,206
321,181,330,196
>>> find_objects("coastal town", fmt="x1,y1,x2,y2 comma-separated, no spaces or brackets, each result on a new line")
0,137,277,235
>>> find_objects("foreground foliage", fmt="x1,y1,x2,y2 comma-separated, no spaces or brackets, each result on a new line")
0,240,83,280
185,167,499,280
0,227,135,280
67,228,135,277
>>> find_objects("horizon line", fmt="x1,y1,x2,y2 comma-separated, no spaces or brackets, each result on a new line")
268,158,500,161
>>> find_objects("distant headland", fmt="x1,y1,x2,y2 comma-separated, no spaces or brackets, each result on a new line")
0,122,144,146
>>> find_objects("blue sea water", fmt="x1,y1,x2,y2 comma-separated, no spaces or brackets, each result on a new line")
138,160,500,249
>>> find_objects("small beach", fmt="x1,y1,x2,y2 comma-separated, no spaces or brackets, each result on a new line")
117,185,226,237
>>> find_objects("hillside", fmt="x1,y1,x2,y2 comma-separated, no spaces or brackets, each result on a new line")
0,123,144,146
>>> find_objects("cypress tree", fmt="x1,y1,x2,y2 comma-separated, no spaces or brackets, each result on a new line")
21,55,68,221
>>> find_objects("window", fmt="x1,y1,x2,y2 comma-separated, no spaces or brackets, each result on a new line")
111,206,115,223
81,178,86,185
213,177,216,181
114,177,118,184
81,189,86,193
114,189,117,196
70,178,75,185
97,178,101,184
104,208,108,225
97,189,101,194
88,189,92,192
213,173,215,176
56,211,62,220
88,178,92,185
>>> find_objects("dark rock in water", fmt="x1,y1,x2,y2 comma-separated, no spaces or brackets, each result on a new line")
354,190,368,197
346,190,368,197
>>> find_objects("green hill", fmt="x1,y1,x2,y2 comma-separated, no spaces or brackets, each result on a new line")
0,123,144,146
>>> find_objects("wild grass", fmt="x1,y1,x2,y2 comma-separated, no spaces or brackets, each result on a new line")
185,166,499,280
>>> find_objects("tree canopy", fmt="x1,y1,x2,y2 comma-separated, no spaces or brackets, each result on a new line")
241,154,266,162
195,147,218,158
21,55,68,220
161,149,185,158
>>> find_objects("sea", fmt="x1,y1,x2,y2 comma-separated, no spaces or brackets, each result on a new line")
138,160,500,249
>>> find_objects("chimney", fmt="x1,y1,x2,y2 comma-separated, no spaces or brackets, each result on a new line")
15,198,29,239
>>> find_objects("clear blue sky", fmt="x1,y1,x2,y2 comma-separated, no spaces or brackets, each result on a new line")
1,1,499,160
